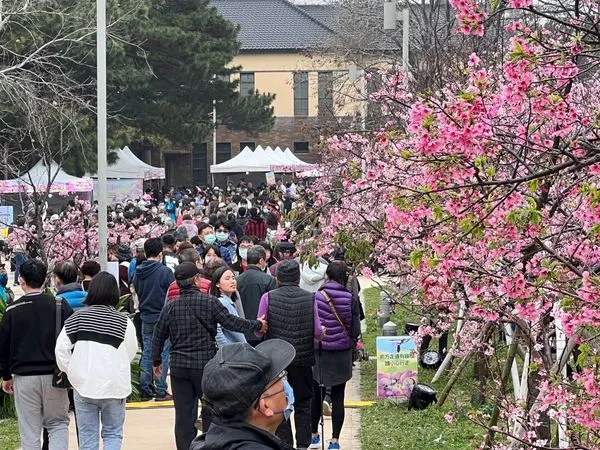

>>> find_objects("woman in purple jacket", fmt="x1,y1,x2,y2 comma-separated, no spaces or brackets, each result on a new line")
310,261,361,450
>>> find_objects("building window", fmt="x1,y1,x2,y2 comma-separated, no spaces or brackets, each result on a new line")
239,73,255,96
192,143,208,186
240,142,255,151
294,142,310,154
318,72,334,117
294,72,309,116
216,142,232,164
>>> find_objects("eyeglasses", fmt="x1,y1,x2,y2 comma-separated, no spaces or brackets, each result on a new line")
254,371,287,409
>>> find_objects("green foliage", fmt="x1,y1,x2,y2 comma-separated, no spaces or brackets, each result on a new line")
1,0,274,175
334,229,374,267
360,288,482,449
0,419,20,448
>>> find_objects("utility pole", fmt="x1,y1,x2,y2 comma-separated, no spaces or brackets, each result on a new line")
97,0,108,270
212,98,216,186
383,1,410,71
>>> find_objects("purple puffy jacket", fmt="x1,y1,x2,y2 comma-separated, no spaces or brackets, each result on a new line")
315,281,354,351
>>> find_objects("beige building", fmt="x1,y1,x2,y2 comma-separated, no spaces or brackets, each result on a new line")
162,0,361,186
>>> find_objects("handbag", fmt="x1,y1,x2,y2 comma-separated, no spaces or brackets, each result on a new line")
321,290,362,362
52,298,71,389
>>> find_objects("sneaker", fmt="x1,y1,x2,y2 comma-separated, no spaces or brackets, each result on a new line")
155,393,173,402
328,442,341,450
322,398,332,416
139,393,155,402
309,435,321,449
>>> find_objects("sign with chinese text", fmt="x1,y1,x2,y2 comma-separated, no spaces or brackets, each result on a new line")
265,172,276,186
376,336,418,400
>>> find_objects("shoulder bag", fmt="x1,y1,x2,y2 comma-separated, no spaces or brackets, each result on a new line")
52,298,71,389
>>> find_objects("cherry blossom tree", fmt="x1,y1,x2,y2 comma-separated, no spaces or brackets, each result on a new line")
8,200,165,266
302,0,600,447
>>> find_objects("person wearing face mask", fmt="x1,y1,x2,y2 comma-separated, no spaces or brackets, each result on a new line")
213,221,236,266
231,236,256,275
190,339,297,450
236,246,277,347
198,223,217,246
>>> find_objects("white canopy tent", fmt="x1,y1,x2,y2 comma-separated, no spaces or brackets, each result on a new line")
210,145,316,174
88,147,165,180
120,146,165,180
210,146,274,173
0,159,93,194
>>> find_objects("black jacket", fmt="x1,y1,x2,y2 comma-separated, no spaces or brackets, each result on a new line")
152,287,261,369
236,266,276,341
0,294,73,380
190,419,296,450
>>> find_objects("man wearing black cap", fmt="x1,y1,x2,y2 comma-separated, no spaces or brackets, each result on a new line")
257,259,323,450
190,339,297,450
151,262,268,450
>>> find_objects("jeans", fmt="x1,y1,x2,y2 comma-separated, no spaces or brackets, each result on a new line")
13,252,26,285
140,321,170,397
276,365,313,449
13,374,69,450
170,367,212,450
73,391,126,450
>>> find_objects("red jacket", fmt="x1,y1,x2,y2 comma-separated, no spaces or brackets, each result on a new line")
166,278,211,302
243,217,267,241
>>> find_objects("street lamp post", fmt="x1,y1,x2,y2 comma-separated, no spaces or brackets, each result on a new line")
383,2,410,71
97,0,108,270
212,98,216,186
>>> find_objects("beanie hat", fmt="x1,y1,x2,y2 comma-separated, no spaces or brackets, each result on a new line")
276,259,300,284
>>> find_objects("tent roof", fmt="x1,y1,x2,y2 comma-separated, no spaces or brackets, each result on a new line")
0,159,93,194
89,147,165,180
211,145,316,174
210,147,273,173
121,146,165,180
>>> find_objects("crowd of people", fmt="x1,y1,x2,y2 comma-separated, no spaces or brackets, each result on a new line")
0,178,364,450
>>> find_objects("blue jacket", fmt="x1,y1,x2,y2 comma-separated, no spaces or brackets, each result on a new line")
133,260,175,324
57,282,87,310
217,241,236,266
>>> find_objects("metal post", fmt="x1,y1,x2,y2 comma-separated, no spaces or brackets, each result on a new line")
402,7,410,71
212,99,216,186
382,2,410,71
97,0,108,271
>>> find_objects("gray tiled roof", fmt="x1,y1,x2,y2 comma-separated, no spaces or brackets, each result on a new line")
211,0,335,51
298,4,338,29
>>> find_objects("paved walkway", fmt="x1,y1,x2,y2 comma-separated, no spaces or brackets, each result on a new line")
9,269,366,449
59,364,362,449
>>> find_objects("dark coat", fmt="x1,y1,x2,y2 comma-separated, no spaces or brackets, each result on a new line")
190,419,296,450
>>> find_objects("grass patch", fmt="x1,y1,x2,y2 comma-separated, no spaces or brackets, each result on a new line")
0,418,20,449
360,287,484,449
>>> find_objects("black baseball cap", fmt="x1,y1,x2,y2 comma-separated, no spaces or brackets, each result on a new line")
174,262,200,281
201,339,295,419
